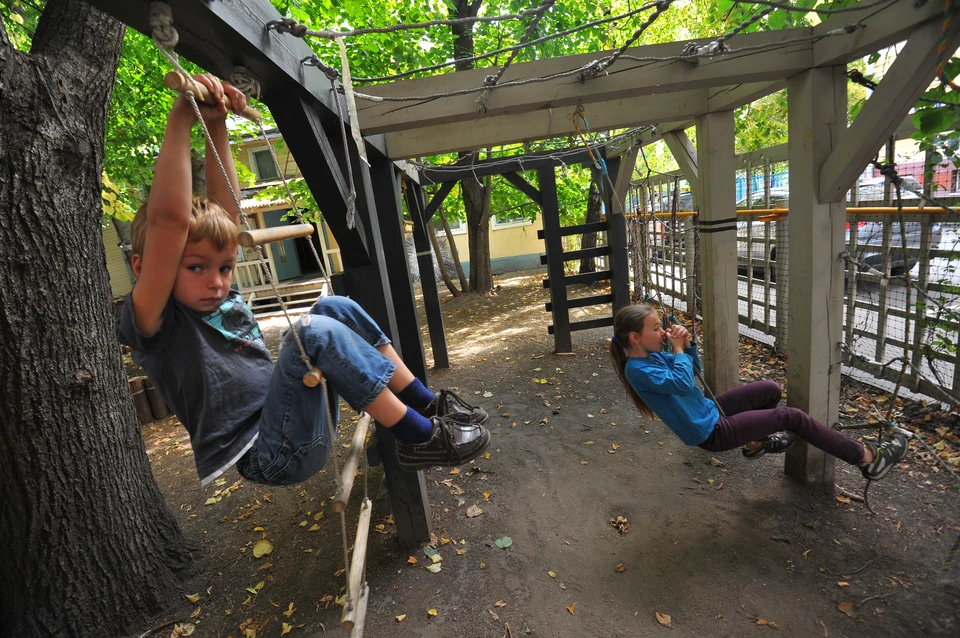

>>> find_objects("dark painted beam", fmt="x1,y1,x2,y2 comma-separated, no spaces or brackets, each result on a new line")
421,147,593,184
501,172,541,205
423,181,456,222
538,166,571,353
601,156,631,315
406,185,449,370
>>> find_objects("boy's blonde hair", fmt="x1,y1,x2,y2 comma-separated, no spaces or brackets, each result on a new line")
131,197,238,256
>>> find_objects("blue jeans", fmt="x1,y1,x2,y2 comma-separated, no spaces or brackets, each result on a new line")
236,296,396,486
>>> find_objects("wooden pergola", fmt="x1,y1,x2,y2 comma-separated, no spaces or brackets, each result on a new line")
91,0,960,537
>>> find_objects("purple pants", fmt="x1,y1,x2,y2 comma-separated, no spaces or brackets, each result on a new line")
697,380,864,465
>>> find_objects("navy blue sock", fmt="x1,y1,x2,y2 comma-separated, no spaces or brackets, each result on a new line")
395,378,436,412
389,406,435,444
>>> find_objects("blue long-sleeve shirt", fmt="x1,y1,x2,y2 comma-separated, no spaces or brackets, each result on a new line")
624,345,719,445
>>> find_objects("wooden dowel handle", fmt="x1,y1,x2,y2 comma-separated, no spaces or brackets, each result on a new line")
347,583,369,638
238,223,315,247
341,499,372,630
302,367,323,388
163,71,262,122
333,413,373,513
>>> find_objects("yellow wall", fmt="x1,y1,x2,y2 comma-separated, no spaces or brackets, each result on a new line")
101,218,134,298
449,213,544,261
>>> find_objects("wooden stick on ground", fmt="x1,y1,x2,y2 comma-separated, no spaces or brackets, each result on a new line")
333,413,373,513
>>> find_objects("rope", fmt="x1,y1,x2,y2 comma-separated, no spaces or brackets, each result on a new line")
328,76,359,229
937,0,960,91
586,0,674,79
740,0,898,14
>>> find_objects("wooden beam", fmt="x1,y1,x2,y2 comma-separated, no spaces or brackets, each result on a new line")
606,120,692,159
736,143,789,168
613,147,639,214
813,0,946,68
382,90,708,159
406,185,449,369
87,0,387,157
819,19,960,203
784,66,847,491
696,111,740,394
501,173,542,205
423,181,455,221
707,81,784,112
539,167,572,353
420,148,593,184
663,131,700,194
358,29,814,135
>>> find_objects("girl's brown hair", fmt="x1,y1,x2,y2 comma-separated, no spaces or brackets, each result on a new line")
609,303,658,419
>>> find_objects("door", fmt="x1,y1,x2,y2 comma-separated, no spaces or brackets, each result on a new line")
263,210,302,281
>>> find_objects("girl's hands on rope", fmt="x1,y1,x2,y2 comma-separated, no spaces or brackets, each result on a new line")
171,73,248,122
665,324,692,353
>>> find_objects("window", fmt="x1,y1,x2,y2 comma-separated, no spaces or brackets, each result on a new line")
250,148,279,182
952,169,960,193
491,208,533,229
431,216,466,235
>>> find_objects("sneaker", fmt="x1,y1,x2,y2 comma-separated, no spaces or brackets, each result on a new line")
860,433,908,481
742,432,796,460
422,389,488,425
395,415,491,471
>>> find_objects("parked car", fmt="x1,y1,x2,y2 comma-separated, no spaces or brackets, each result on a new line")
846,219,942,274
736,186,790,209
736,220,778,281
855,175,922,202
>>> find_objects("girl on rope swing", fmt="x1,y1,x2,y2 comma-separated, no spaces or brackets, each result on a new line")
609,303,907,481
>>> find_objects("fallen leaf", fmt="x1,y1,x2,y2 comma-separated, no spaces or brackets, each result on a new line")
252,539,273,558
203,498,217,506
449,467,461,475
770,534,791,544
837,581,849,587
495,600,508,608
757,619,768,626
466,505,483,518
407,556,418,565
615,563,626,572
709,457,726,467
283,603,296,618
548,571,557,578
655,612,672,628
480,561,487,569
838,601,856,618
428,608,439,617
456,547,467,555
426,564,442,573
483,391,494,398
489,609,500,621
566,603,577,615
186,593,200,604
280,623,292,636
836,495,851,504
495,536,513,549
430,554,441,564
189,606,201,619
307,524,320,532
395,614,406,622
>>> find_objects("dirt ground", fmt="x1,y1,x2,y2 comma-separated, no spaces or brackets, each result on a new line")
133,272,959,638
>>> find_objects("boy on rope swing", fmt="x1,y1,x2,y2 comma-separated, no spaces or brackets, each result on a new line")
609,303,908,482
117,74,490,487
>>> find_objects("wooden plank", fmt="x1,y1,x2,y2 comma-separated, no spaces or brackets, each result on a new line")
613,144,640,214
819,19,960,203
383,90,709,159
663,131,700,195
536,220,608,239
542,270,613,288
548,316,615,335
422,181,455,222
406,184,449,369
736,143,789,168
358,29,814,135
421,148,593,184
501,172,542,205
784,66,847,492
546,293,613,312
332,414,373,513
238,223,314,247
540,246,610,265
707,81,784,112
539,167,572,353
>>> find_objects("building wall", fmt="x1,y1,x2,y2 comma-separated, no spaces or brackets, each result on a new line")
448,214,544,276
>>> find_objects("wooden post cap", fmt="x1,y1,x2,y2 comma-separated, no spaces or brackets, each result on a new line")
302,368,323,387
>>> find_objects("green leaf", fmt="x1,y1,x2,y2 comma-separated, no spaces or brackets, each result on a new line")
494,536,512,549
915,107,957,136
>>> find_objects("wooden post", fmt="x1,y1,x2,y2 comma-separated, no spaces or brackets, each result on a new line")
695,111,740,393
784,66,847,491
143,379,170,421
128,377,153,426
538,166,572,353
774,213,790,354
603,156,630,316
406,184,450,369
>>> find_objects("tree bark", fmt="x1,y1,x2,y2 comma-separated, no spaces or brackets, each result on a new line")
579,179,603,274
451,0,494,294
428,214,460,296
439,207,469,291
0,2,194,636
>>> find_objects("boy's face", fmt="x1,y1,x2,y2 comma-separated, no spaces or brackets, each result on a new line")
173,238,237,313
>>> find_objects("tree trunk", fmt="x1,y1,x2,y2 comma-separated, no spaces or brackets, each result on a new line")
451,0,494,294
439,207,469,291
579,179,603,274
428,215,460,296
0,2,194,636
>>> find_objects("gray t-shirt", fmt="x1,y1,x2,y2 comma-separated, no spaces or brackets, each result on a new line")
117,289,273,485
